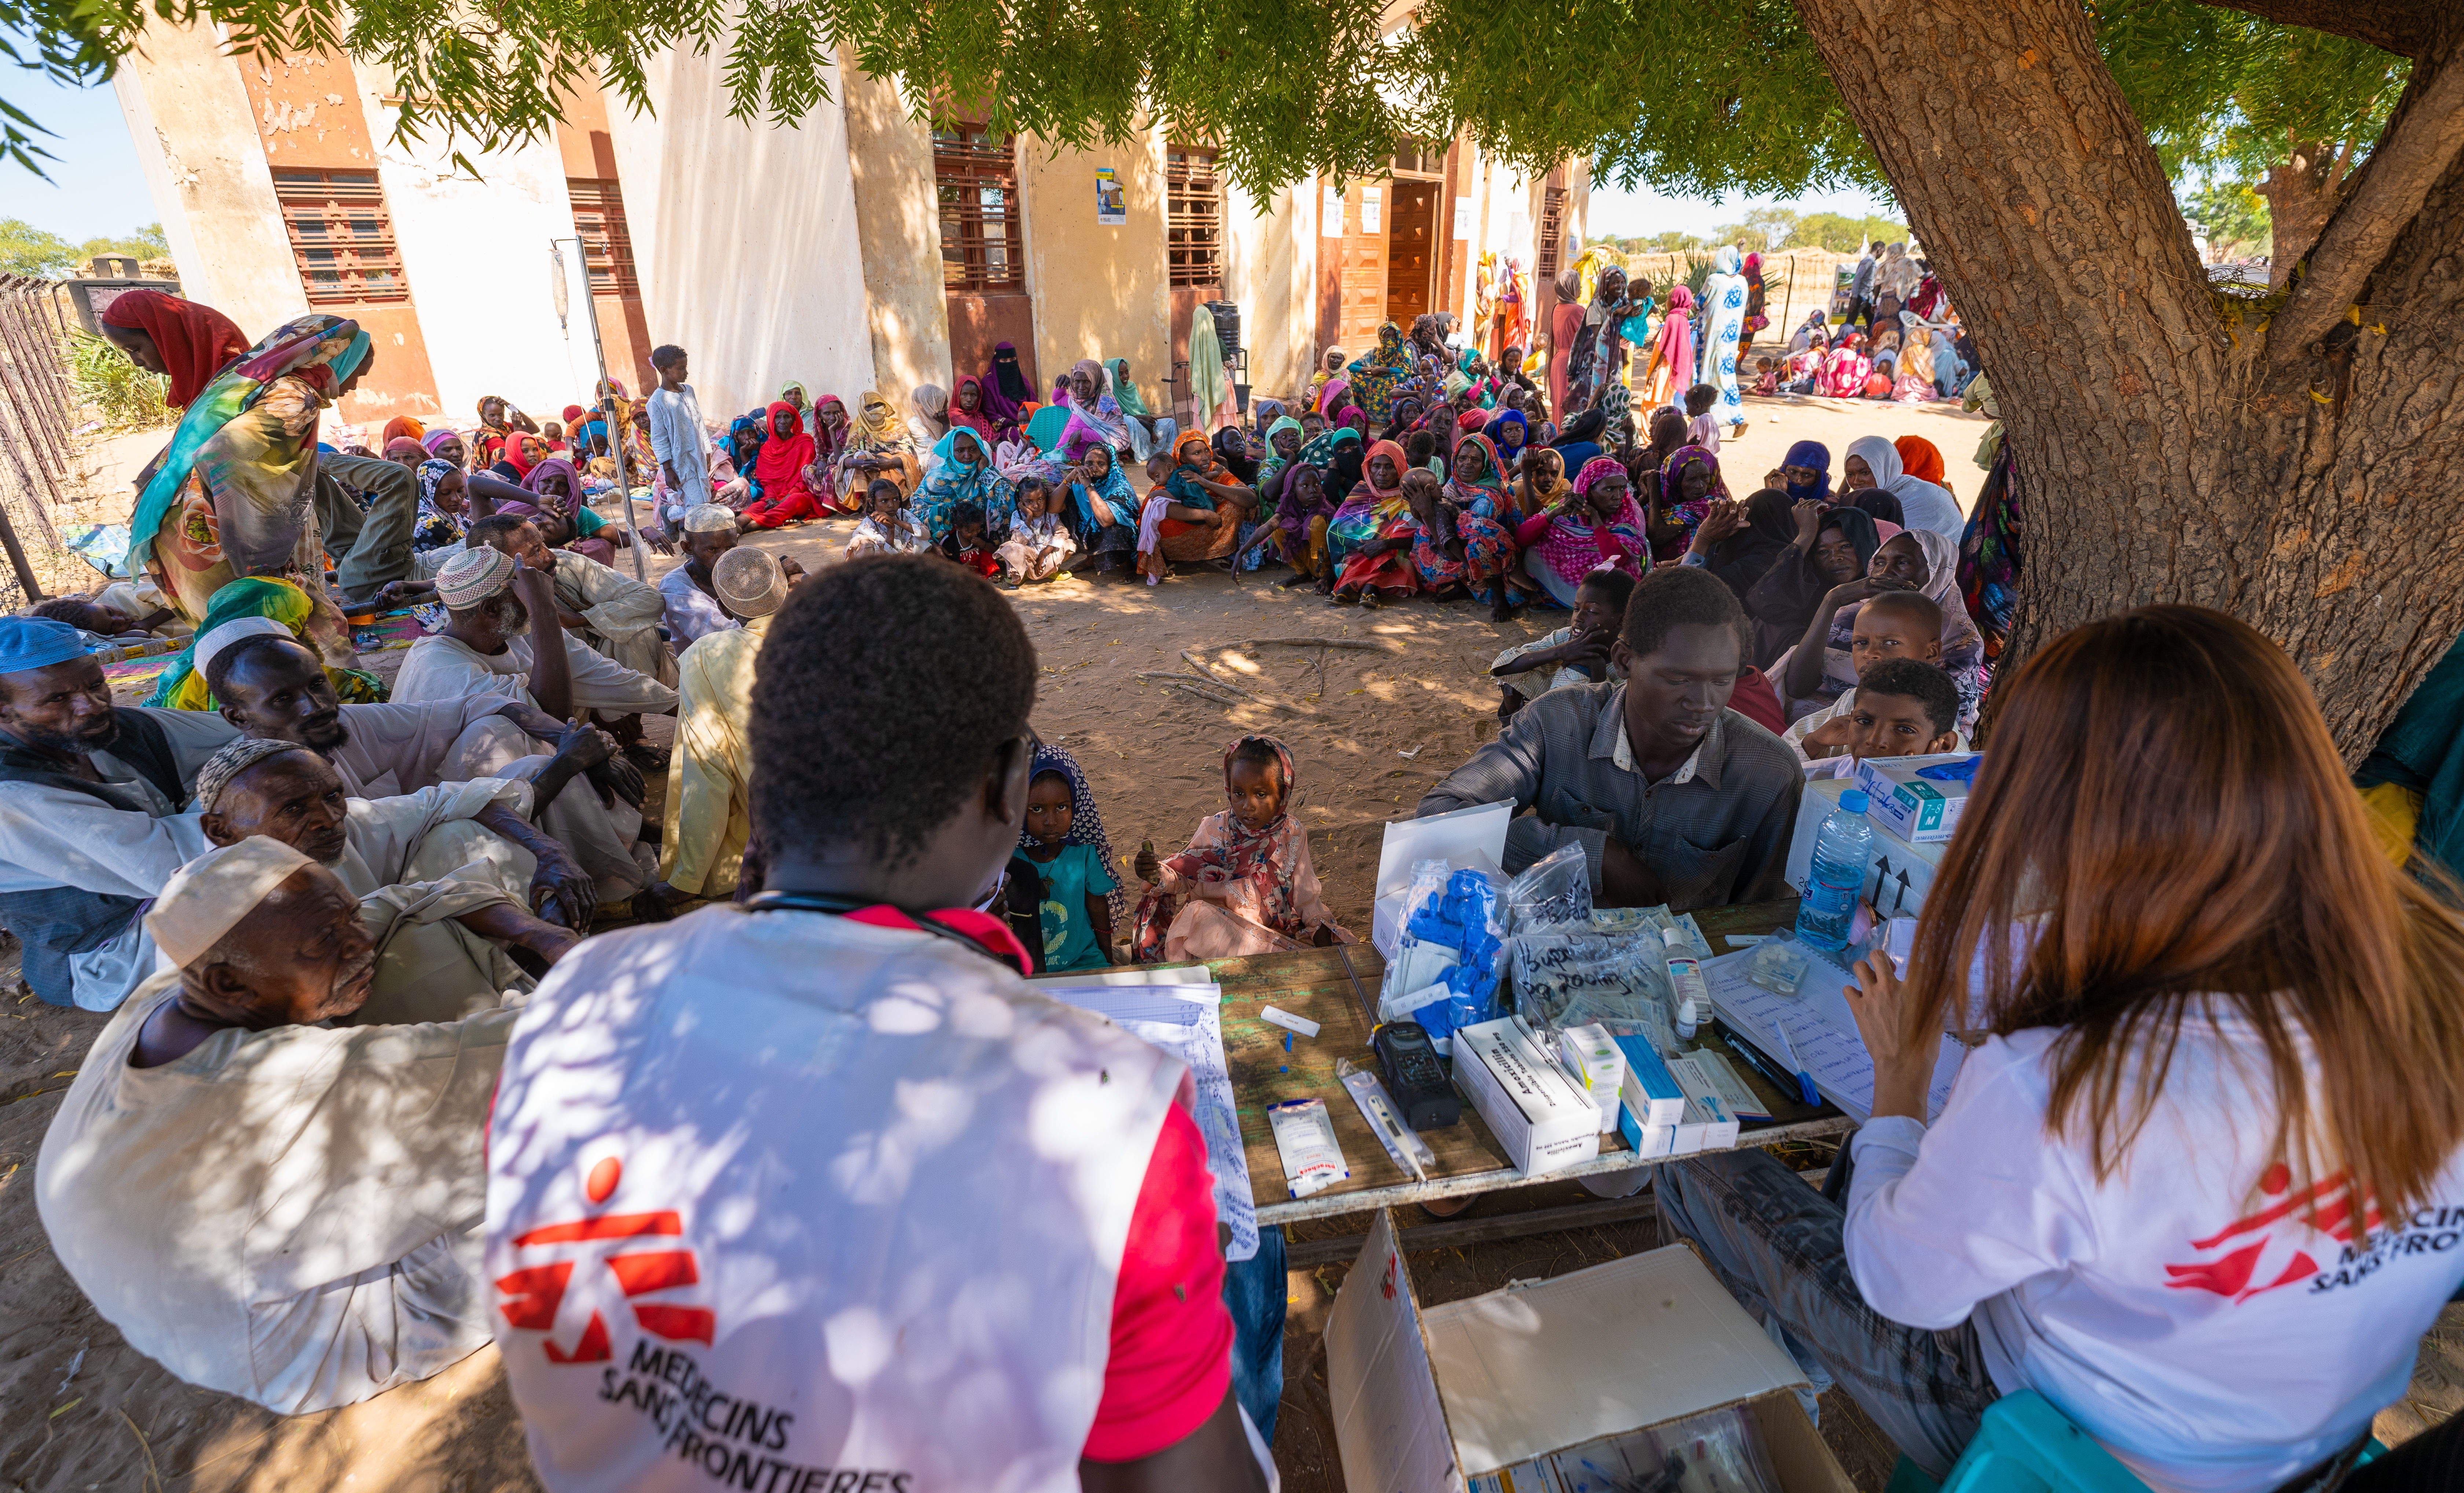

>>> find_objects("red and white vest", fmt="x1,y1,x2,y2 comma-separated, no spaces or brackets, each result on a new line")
487,905,1182,1493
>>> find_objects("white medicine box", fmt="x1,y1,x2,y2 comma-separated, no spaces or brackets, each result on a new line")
1325,1211,1856,1493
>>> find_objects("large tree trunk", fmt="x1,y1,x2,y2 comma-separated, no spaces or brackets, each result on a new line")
2256,137,2353,286
1794,0,2464,760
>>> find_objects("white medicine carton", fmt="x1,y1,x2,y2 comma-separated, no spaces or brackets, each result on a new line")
1851,752,1978,845
1453,1016,1603,1177
1326,1211,1856,1493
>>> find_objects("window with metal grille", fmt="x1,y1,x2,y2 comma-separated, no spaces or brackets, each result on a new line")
934,129,1025,293
270,169,408,305
1536,186,1568,277
567,178,642,298
1165,146,1222,288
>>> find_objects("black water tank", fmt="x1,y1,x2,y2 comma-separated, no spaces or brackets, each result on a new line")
1203,300,1241,357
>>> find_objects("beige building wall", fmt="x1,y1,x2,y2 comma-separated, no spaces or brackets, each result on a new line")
109,25,306,341
603,52,872,423
349,62,601,424
839,60,952,405
1018,133,1169,405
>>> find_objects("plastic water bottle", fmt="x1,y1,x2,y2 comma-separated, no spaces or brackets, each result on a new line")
1794,790,1876,952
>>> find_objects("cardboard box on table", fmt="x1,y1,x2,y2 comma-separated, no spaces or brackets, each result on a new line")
1851,752,1980,845
1785,775,1950,922
1372,798,1515,957
1324,1210,1856,1493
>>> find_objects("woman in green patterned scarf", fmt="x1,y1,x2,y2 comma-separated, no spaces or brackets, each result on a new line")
125,314,374,672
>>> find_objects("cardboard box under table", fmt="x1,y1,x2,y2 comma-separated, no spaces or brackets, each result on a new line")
1186,905,1853,1226
1324,1208,1856,1492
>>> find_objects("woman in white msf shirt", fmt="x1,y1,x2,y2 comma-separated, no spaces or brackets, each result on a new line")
1656,605,2464,1493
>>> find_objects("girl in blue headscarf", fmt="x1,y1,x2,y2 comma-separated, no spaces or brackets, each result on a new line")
913,427,1013,541
1780,440,1832,504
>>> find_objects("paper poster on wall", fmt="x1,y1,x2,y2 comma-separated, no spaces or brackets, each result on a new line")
1362,186,1383,234
1452,196,1473,239
1322,182,1345,235
1095,167,1127,226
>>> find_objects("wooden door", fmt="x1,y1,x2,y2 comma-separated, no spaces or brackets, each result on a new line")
1334,180,1392,349
1383,179,1438,329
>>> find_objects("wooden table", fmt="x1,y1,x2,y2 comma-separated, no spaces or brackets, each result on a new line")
1197,900,1856,1225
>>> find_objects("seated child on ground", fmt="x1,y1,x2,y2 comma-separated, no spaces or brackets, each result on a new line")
1131,736,1354,962
936,500,1002,579
995,477,1077,585
1490,568,1636,722
1006,764,1119,972
1136,452,1174,584
1683,384,1720,451
845,478,931,558
1796,657,1961,779
1404,428,1441,477
1785,590,1967,767
1751,357,1779,396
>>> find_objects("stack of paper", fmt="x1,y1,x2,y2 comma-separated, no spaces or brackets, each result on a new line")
1698,949,1966,1124
1032,966,1260,1261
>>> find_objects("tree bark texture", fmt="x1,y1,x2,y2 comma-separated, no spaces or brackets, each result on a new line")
2257,140,2350,288
1793,0,2464,760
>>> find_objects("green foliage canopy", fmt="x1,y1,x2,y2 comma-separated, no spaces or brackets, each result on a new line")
0,217,168,277
0,0,2406,208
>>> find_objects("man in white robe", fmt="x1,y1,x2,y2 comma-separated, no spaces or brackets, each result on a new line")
189,737,582,1023
389,549,675,905
37,839,518,1414
466,513,676,686
0,616,238,1010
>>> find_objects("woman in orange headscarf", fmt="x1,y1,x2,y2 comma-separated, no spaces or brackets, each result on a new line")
1894,434,1954,502
1330,438,1419,605
1155,430,1254,563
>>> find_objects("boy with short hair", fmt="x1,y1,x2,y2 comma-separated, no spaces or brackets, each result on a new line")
645,344,709,540
488,556,1268,1491
1787,590,1966,770
938,500,1003,578
1814,656,1961,777
1490,567,1636,722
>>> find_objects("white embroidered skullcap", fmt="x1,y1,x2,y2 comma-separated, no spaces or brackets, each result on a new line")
192,617,292,682
190,736,316,814
434,546,518,609
711,546,787,619
144,837,317,971
682,503,739,533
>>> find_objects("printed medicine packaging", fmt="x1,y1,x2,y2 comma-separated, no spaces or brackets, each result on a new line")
1612,1033,1686,1163
1558,1021,1625,1131
1785,775,1948,922
1453,1016,1603,1176
1323,1213,1856,1493
1851,752,1979,845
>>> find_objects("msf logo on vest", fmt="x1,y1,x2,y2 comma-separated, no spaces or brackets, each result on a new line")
496,1154,714,1361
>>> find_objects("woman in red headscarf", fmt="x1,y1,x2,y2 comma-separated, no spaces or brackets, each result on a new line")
98,290,250,410
741,400,821,529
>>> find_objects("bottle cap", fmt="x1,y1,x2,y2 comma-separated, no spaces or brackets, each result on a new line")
1662,927,1686,947
1840,789,1870,813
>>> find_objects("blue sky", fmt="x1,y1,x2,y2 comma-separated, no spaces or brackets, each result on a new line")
1584,180,1901,241
4,68,162,239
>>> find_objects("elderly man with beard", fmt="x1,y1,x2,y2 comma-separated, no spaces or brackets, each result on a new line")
37,838,517,1413
199,623,626,921
391,548,674,907
0,616,240,1009
188,737,579,1021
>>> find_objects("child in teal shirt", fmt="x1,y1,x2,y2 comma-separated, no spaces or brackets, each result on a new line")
1017,760,1120,971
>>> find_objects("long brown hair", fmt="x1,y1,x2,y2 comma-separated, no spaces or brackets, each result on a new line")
1904,605,2464,1211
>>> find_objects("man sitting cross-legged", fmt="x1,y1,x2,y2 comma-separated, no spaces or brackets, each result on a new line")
392,548,675,907
37,839,517,1414
201,623,637,924
191,736,580,1021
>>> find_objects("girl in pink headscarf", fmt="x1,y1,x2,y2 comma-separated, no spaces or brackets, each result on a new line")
1514,455,1649,608
1639,286,1696,407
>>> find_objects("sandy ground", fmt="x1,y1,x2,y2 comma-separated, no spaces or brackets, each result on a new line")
4,397,2457,1490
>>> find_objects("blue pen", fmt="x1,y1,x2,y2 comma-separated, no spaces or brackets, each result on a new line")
1769,1019,1822,1107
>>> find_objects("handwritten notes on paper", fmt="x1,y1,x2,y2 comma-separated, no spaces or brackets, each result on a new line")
1699,949,1965,1125
1039,980,1260,1262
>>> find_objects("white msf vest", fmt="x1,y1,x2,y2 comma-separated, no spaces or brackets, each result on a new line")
488,906,1183,1493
